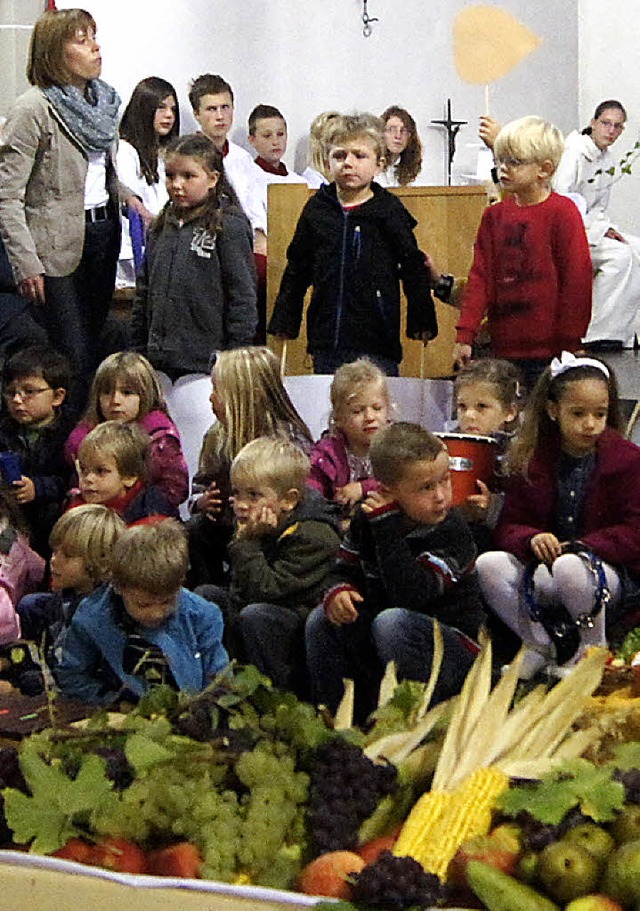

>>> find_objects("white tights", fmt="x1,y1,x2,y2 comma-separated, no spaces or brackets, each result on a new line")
476,551,622,661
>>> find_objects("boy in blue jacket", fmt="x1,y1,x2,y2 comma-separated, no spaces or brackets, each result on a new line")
55,519,228,704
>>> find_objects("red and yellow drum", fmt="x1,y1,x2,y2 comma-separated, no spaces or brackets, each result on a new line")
436,432,497,506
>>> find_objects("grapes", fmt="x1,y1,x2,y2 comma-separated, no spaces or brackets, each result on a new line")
614,767,640,804
514,811,560,852
351,850,445,910
94,747,134,790
307,738,398,854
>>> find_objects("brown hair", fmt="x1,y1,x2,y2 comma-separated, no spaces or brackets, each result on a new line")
28,8,96,88
380,105,422,185
111,519,188,595
50,504,126,586
231,437,310,498
78,421,149,482
370,422,444,486
188,73,234,111
324,113,387,164
82,352,169,427
508,359,621,475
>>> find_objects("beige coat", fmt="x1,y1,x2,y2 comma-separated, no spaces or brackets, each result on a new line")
0,86,123,283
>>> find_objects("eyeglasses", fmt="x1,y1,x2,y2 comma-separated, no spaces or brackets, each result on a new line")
385,126,410,137
497,157,531,169
597,119,625,132
3,385,52,401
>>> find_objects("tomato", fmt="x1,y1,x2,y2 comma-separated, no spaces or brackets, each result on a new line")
148,842,202,879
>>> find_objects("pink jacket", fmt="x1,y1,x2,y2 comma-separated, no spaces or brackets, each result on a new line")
64,410,189,508
307,430,379,502
0,531,45,643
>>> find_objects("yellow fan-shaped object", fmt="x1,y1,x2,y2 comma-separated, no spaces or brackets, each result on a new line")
453,5,542,85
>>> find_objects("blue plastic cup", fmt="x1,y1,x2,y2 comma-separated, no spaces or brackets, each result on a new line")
0,452,22,485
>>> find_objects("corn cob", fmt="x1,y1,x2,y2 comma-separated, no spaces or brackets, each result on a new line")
394,766,509,879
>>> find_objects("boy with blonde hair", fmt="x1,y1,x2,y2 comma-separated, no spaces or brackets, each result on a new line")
56,519,228,704
306,422,484,720
71,421,178,523
2,504,126,695
454,115,592,390
268,112,442,376
218,437,340,693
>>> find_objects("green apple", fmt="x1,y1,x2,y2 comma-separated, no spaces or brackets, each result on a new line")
516,850,539,884
602,840,640,904
537,841,600,903
564,896,624,911
563,823,615,867
610,805,640,845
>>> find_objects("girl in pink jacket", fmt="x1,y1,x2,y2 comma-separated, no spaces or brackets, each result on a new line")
65,352,188,508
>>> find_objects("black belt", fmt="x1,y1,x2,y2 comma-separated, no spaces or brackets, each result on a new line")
85,205,109,223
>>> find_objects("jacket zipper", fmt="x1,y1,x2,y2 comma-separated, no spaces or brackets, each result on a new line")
334,212,351,351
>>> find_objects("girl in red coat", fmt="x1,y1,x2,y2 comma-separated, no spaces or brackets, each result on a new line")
477,351,640,677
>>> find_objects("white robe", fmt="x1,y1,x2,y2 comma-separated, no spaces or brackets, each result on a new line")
553,130,640,345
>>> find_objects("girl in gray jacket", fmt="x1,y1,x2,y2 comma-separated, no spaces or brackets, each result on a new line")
133,133,257,378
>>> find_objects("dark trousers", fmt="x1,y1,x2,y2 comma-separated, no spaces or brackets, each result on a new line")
44,214,119,409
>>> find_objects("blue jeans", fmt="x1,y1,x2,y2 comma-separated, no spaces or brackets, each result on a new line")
305,605,476,719
312,349,399,376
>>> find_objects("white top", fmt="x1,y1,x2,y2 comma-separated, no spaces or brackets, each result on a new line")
553,130,617,245
224,140,267,233
84,151,109,207
116,139,169,215
375,163,400,188
256,164,306,185
300,166,327,189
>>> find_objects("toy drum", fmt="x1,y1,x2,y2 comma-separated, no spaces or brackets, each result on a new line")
436,432,497,506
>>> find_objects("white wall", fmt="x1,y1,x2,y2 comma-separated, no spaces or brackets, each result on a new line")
53,0,578,185
578,0,640,233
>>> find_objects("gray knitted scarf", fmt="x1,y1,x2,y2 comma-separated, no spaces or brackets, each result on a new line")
43,78,120,153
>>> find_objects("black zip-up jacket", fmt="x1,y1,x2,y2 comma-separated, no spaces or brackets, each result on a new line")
268,182,437,364
324,502,484,642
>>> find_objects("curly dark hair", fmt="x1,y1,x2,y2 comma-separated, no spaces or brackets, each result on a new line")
381,105,422,185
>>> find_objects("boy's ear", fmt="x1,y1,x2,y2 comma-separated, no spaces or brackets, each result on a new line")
538,158,555,181
281,487,301,512
248,133,257,149
121,475,138,491
52,387,66,408
378,480,396,497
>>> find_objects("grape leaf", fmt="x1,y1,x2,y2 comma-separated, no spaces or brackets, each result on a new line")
3,742,115,854
612,741,640,770
496,759,625,825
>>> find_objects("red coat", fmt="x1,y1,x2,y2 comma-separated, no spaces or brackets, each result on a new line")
456,192,592,359
495,428,640,576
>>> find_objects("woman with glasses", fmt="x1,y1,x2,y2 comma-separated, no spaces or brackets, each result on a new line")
553,99,640,350
377,105,423,187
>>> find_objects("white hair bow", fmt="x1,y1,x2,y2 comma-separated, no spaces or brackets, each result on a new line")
549,350,610,380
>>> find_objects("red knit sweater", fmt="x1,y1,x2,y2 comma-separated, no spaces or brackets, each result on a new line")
456,192,592,359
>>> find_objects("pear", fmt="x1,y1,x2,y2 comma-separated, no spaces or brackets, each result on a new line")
602,839,640,905
537,841,599,904
563,823,615,867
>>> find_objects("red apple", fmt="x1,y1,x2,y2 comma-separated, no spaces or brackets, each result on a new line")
356,826,402,865
448,828,521,889
564,896,624,911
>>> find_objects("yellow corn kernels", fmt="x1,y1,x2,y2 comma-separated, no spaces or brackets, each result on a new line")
394,766,509,879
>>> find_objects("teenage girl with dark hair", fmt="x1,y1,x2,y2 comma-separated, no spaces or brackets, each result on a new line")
378,105,423,187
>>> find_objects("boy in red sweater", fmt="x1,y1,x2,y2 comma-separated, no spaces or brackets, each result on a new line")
453,116,592,391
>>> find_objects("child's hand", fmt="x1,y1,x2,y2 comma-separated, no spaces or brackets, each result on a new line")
12,476,35,504
531,532,562,564
423,251,442,284
361,488,396,513
464,480,491,521
452,343,472,371
198,482,224,521
479,115,501,150
336,481,364,508
236,505,279,538
325,588,363,625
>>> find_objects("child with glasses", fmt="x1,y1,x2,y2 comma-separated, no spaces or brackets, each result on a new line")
0,346,75,556
453,116,593,392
